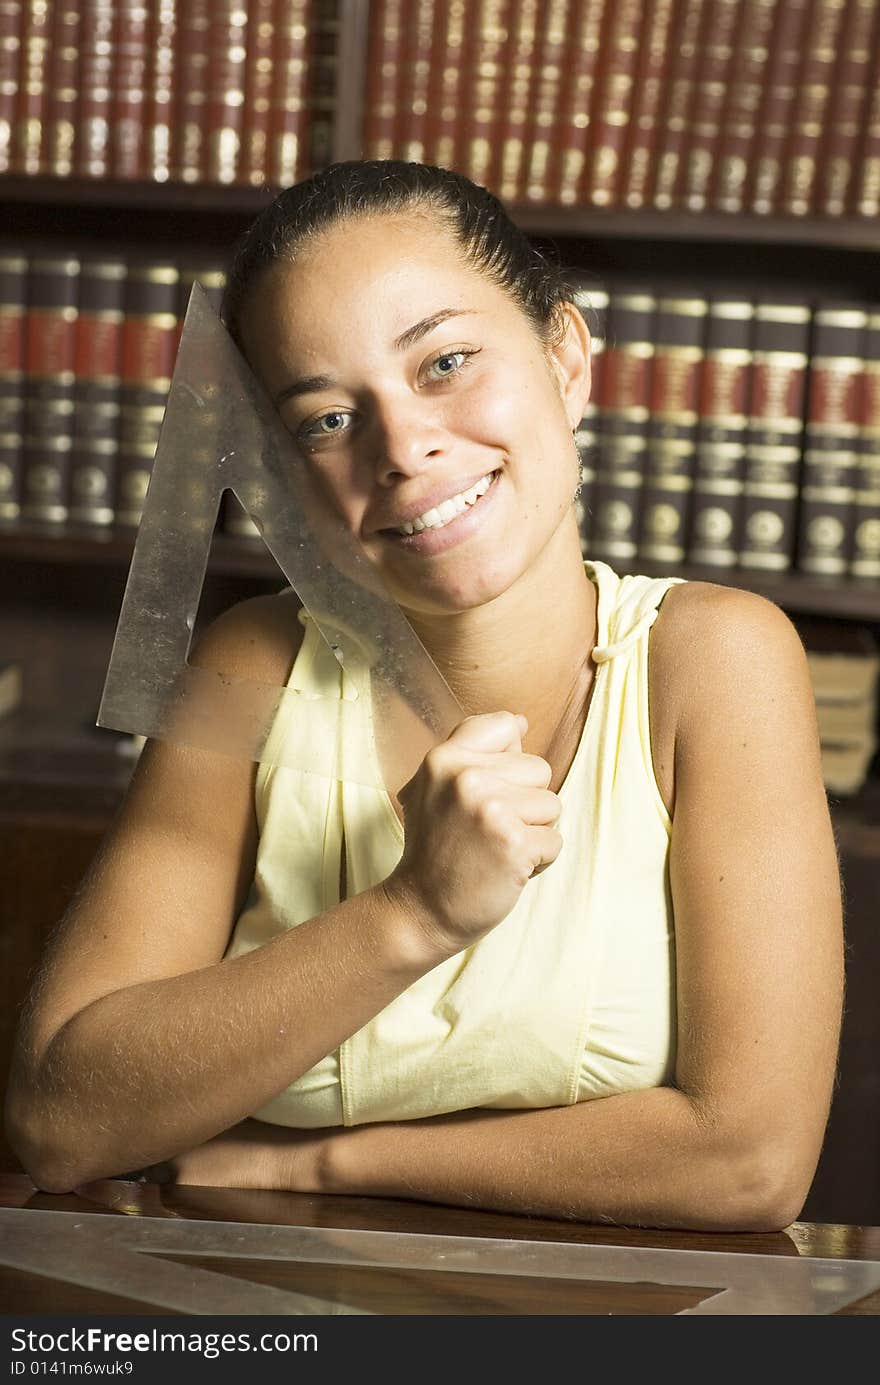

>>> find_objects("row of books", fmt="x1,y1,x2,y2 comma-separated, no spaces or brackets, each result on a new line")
796,619,880,795
364,0,880,218
2,250,879,585
571,278,880,580
1,0,336,187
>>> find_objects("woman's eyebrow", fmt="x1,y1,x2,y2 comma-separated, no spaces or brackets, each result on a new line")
272,309,478,407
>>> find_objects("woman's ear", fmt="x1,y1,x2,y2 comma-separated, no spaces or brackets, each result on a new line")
547,302,592,430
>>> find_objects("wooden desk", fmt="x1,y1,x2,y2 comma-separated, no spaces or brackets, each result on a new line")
2,1173,879,1316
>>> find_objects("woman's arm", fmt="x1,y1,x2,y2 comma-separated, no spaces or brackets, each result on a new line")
173,584,842,1233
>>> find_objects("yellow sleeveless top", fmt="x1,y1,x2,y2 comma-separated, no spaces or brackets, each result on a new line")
225,560,685,1127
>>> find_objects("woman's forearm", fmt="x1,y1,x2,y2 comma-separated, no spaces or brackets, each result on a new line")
5,882,437,1193
320,1089,811,1232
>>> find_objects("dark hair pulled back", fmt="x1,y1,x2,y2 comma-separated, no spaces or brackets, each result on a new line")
221,160,570,348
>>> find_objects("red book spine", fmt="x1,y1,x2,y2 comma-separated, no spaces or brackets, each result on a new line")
361,0,398,158
421,0,467,170
545,0,609,205
708,0,779,214
394,0,438,166
111,0,150,181
850,309,880,576
44,1,80,177
145,0,176,183
116,263,180,529
14,0,51,175
204,1,249,185
69,258,126,530
778,0,849,215
171,0,210,183
268,0,312,186
618,0,677,209
0,253,27,527
521,0,572,204
22,256,80,528
75,0,115,179
813,0,878,216
743,0,810,213
0,0,21,173
486,0,540,199
849,2,880,215
676,0,743,212
650,0,708,209
241,0,274,186
580,0,645,207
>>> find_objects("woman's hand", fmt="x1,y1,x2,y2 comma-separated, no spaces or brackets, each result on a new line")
140,1119,332,1192
384,710,563,958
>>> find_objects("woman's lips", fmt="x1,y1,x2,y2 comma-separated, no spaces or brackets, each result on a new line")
381,470,502,555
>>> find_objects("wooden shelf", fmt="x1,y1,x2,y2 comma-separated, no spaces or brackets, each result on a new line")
0,527,273,580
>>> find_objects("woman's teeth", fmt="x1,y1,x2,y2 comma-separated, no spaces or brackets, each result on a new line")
393,472,494,536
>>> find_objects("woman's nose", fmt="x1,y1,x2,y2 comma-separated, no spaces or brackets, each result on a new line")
370,397,447,482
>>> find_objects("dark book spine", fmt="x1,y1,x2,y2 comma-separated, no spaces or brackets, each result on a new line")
21,256,79,528
111,0,150,180
69,258,126,530
851,309,880,576
676,0,743,212
545,0,609,206
618,0,677,209
0,0,20,173
268,0,312,185
778,0,849,216
146,0,176,184
361,0,405,160
797,305,867,575
15,0,51,175
204,0,249,185
814,0,878,216
580,0,644,208
588,287,656,563
571,280,609,554
490,0,540,201
305,0,337,174
521,0,571,204
850,4,880,216
0,253,27,527
171,0,210,183
687,297,754,566
738,301,811,571
651,0,708,209
116,263,180,530
241,0,274,187
44,1,80,177
708,0,779,214
638,292,709,562
75,0,115,179
744,0,810,213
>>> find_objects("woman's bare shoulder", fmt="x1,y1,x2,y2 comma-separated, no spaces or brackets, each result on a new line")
189,588,306,686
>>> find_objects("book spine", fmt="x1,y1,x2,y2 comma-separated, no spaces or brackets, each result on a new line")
738,301,811,571
361,0,405,160
850,6,880,215
618,0,677,210
744,0,810,213
75,0,115,179
146,0,176,184
0,253,27,527
14,0,51,175
204,0,249,185
0,0,21,174
638,292,709,563
44,0,80,177
588,287,656,563
579,0,644,207
676,0,743,212
651,0,708,209
797,305,866,575
241,0,274,186
455,0,508,185
69,258,126,530
171,0,210,183
814,0,878,216
111,0,150,180
778,0,849,216
850,310,880,576
571,280,610,553
708,0,779,213
21,255,79,529
489,0,539,200
268,0,311,185
547,0,609,205
116,263,180,530
396,0,437,165
521,0,572,204
687,297,754,566
305,0,337,173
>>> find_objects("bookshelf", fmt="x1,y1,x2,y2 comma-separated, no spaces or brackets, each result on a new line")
1,0,879,1221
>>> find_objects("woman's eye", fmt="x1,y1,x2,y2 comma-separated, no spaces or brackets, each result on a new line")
299,409,354,443
423,348,477,382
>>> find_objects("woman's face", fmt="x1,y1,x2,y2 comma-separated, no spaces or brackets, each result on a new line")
239,212,590,615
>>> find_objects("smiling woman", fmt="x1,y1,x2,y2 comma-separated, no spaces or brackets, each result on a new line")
4,162,844,1234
